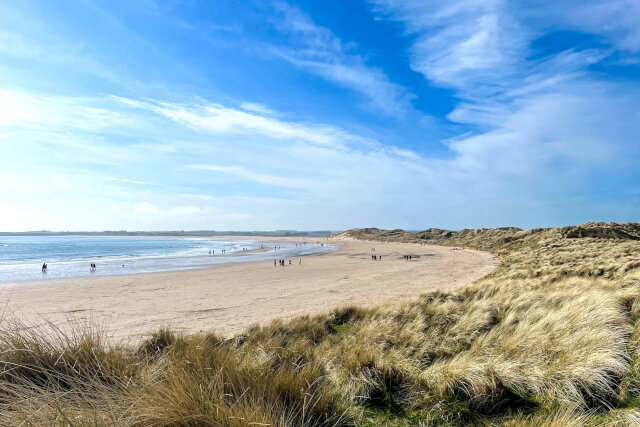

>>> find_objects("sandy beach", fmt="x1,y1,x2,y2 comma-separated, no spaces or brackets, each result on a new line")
0,238,499,341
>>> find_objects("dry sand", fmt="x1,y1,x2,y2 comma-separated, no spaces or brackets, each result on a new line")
0,238,499,342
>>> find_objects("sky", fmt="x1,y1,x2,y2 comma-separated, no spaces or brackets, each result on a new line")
0,0,639,231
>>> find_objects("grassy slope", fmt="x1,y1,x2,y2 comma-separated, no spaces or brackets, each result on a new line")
1,221,639,426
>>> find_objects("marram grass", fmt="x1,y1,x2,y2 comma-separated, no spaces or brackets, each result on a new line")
0,221,639,426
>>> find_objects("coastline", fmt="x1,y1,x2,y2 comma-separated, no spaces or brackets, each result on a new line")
0,239,499,342
0,236,335,287
0,235,335,284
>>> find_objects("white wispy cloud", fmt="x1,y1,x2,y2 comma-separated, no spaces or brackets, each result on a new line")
188,165,309,189
369,0,532,98
527,0,640,52
269,2,414,116
113,95,380,150
0,89,135,132
366,0,640,158
106,177,157,186
368,0,630,102
239,102,279,116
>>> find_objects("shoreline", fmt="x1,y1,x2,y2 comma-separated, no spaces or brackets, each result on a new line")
0,235,336,285
0,239,499,342
0,238,336,288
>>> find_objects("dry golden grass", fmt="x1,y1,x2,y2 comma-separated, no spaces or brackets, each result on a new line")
0,221,639,425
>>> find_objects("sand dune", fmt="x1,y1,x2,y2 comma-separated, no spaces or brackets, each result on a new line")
0,238,498,341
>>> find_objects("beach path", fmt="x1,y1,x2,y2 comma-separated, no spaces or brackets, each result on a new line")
0,239,499,341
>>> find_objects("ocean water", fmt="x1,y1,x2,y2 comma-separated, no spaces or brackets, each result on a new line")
0,236,333,283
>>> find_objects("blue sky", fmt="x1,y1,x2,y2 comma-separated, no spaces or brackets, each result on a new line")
0,0,639,231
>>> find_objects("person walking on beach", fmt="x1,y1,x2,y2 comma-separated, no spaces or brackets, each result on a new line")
274,259,276,266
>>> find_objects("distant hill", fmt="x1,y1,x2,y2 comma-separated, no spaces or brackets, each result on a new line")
333,221,640,252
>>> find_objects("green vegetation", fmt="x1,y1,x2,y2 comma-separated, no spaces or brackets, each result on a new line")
1,221,639,425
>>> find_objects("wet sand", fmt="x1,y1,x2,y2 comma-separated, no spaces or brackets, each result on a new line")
0,238,499,342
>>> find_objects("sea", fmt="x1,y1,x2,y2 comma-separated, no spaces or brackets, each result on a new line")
0,235,333,283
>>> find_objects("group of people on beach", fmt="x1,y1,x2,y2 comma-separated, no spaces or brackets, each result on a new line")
371,254,381,260
90,263,96,271
209,249,227,255
404,255,413,261
274,258,302,266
